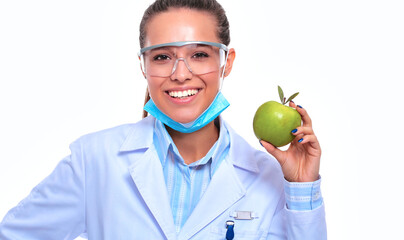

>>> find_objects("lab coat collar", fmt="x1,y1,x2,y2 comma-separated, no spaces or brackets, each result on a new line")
127,144,177,240
120,117,177,239
119,116,155,152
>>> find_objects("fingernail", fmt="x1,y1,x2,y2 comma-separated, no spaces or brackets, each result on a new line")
259,140,263,147
297,105,303,108
291,129,298,134
298,138,304,143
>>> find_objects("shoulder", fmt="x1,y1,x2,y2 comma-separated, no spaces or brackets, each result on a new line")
70,116,155,152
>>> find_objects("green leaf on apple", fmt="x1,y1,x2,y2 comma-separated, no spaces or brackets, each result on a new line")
286,92,299,104
278,86,284,104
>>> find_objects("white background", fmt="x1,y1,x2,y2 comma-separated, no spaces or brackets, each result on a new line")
0,0,403,239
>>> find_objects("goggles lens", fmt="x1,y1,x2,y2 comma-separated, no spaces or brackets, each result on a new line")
139,42,227,77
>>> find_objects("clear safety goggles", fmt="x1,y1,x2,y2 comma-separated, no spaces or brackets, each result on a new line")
138,41,229,77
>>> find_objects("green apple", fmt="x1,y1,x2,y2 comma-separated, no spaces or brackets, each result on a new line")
253,86,302,147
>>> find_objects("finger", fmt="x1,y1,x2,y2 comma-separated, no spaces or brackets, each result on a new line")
295,134,321,150
291,126,314,136
295,105,312,127
292,133,305,144
289,101,296,108
260,140,285,166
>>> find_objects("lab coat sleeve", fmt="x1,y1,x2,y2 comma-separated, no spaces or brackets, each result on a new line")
268,198,327,240
283,204,327,239
0,140,86,240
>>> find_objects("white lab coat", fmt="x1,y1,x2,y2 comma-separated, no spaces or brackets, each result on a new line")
0,116,327,239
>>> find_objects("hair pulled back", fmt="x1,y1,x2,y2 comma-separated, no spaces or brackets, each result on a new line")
140,0,231,118
139,0,230,48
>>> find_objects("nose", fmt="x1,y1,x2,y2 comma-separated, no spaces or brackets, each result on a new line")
170,58,193,82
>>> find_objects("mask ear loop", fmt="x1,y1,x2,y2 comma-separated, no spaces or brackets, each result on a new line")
219,49,229,92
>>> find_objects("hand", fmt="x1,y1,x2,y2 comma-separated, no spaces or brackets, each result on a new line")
260,101,321,182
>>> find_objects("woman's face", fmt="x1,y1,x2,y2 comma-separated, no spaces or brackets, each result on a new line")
143,8,234,124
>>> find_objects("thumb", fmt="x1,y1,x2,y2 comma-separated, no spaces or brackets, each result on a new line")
260,140,284,165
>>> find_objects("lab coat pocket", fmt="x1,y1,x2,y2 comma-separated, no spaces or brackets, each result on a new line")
209,226,268,240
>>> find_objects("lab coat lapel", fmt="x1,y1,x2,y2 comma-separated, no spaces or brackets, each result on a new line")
128,145,176,240
178,157,246,240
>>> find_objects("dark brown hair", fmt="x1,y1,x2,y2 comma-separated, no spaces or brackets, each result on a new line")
140,0,231,118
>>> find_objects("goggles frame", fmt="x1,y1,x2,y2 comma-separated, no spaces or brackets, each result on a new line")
138,41,229,56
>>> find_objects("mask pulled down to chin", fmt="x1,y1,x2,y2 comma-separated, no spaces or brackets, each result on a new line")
143,91,230,133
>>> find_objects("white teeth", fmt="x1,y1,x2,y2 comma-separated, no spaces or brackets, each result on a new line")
168,89,199,98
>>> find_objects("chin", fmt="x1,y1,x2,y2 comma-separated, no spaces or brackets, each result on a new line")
169,110,201,124
172,115,198,124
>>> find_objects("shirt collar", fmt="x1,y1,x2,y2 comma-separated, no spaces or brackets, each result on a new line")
153,117,230,176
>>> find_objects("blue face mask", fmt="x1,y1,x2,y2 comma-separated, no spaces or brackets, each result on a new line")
143,92,230,133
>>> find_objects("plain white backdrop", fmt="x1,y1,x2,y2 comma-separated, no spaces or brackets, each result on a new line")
0,0,403,239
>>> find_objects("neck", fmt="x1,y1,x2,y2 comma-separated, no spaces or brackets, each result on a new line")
166,119,220,165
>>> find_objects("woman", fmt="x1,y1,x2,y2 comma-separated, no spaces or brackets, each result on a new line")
0,0,326,239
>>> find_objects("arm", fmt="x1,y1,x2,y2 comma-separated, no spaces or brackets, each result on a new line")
0,140,86,240
262,102,327,239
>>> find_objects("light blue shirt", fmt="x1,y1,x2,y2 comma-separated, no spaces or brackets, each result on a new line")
153,118,230,233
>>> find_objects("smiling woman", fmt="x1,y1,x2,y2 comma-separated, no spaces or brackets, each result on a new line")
0,0,327,239
141,7,235,125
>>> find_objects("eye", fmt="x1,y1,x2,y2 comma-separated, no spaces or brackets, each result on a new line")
153,54,171,61
192,52,209,59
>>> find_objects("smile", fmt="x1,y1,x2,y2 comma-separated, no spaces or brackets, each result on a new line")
167,89,199,98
